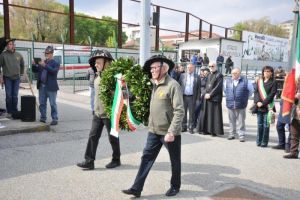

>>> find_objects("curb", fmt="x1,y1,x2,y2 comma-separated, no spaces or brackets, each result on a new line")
0,124,50,136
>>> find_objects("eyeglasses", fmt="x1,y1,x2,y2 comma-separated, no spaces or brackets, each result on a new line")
150,66,161,71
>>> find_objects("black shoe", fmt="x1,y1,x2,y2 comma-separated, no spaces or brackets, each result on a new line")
181,128,187,132
165,187,179,196
40,119,46,123
105,160,121,169
271,145,285,150
76,160,94,170
211,133,217,137
227,136,235,140
285,148,291,153
260,144,268,148
50,121,58,126
283,154,298,159
122,188,141,198
188,129,194,134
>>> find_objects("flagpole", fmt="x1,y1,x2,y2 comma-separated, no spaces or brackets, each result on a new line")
288,0,299,71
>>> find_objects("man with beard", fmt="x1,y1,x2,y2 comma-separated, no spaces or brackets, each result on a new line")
197,61,224,136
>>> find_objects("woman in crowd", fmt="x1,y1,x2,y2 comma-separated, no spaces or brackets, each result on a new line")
253,66,277,147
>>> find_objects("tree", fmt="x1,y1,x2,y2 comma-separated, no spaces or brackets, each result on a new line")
232,17,288,39
10,0,67,42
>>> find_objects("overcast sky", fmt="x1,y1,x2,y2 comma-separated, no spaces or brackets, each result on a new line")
58,0,295,34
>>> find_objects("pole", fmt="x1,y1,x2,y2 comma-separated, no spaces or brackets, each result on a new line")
88,36,92,55
139,0,151,66
288,0,299,71
61,34,65,80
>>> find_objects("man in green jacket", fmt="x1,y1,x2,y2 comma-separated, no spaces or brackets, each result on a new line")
0,38,24,115
122,55,184,198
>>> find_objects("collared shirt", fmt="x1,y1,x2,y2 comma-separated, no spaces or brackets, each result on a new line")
184,73,194,95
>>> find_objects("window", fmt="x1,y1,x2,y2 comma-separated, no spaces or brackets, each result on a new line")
64,56,79,64
79,56,90,64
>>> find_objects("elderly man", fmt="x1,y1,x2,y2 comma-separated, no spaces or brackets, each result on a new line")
77,49,121,170
122,55,184,198
178,63,201,133
224,68,253,142
0,38,24,115
197,61,224,136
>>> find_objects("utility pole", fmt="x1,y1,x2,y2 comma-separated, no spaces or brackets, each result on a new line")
288,0,299,71
139,0,151,66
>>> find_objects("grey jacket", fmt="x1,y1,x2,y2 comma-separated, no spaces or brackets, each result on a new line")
94,74,107,118
148,74,184,136
86,68,96,88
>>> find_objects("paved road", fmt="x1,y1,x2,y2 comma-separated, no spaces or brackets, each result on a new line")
0,89,300,200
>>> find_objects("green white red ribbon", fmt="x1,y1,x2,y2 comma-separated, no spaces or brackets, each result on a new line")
110,73,140,137
258,79,275,125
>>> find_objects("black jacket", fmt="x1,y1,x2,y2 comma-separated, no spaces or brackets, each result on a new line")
254,79,277,113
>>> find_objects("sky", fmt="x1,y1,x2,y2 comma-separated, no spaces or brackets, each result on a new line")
57,0,295,35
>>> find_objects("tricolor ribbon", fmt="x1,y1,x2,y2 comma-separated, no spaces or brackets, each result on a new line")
110,73,141,137
258,79,274,125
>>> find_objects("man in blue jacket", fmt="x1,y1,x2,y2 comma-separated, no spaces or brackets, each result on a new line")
224,68,253,142
32,46,59,125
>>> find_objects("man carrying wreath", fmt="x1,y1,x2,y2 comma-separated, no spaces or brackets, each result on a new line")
122,55,184,197
77,49,121,170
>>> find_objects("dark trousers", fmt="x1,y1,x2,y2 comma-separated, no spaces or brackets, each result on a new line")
290,119,300,156
131,132,181,192
225,67,231,75
193,98,203,128
276,120,291,148
182,95,194,130
84,115,120,162
257,112,270,146
3,76,20,113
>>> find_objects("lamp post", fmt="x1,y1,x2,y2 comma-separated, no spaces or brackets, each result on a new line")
139,0,151,65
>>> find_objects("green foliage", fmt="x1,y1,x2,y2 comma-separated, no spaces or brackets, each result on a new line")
8,0,128,45
232,17,288,39
99,58,152,131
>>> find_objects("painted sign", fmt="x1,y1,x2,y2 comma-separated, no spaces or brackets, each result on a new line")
242,31,288,62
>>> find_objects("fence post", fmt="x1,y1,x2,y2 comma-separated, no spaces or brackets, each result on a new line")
61,34,66,80
88,36,92,55
73,72,75,94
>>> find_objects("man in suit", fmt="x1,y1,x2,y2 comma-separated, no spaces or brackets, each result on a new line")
32,46,59,125
178,63,201,133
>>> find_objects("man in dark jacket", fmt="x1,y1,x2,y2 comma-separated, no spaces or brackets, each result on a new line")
225,56,234,75
178,63,201,133
32,46,59,125
224,68,253,142
216,53,224,73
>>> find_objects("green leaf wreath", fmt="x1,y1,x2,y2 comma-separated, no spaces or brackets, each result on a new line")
99,57,152,131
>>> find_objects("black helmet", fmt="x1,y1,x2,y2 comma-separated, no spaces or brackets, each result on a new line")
89,49,114,66
44,46,54,54
143,55,175,77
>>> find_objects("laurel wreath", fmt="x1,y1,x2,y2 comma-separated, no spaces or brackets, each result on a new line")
99,57,152,131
